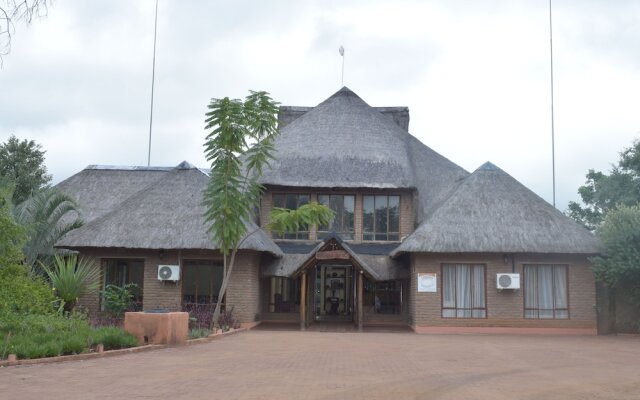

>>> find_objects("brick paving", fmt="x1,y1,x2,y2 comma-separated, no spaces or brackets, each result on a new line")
2,329,640,400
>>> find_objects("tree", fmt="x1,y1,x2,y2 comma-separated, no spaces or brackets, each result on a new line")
0,181,25,267
568,139,640,231
591,205,640,307
0,0,49,63
13,187,83,273
0,135,52,205
203,90,333,329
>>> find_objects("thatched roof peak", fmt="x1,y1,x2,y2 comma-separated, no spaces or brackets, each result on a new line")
392,161,601,255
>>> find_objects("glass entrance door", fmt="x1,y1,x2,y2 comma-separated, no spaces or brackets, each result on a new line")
314,265,353,321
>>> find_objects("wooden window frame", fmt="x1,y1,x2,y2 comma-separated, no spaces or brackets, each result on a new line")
523,264,570,320
441,263,487,319
362,194,401,242
317,194,356,240
272,193,311,240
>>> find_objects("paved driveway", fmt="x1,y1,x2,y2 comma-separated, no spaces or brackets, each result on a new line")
2,330,639,400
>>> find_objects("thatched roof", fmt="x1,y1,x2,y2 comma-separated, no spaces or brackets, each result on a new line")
392,162,601,255
260,87,417,189
56,162,282,256
262,234,407,280
56,166,170,224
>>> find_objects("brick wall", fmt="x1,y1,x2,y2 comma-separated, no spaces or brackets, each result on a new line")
410,253,597,330
75,248,262,324
260,186,415,243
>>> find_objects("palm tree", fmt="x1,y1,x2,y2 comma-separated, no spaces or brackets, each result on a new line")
13,187,83,272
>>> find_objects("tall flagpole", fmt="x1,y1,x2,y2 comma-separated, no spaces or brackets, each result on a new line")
549,0,556,207
147,0,159,167
339,45,345,86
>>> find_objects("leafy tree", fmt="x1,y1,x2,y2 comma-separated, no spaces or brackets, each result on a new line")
13,187,83,272
203,90,334,329
0,135,52,205
41,254,101,313
0,181,25,267
591,205,640,306
568,139,640,231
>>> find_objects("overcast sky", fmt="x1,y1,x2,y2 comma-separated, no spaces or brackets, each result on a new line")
1,0,639,210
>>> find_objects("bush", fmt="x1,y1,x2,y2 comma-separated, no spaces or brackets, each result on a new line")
0,264,56,316
189,328,212,339
102,283,138,318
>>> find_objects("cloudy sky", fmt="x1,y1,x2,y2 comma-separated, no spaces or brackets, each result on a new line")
1,0,639,210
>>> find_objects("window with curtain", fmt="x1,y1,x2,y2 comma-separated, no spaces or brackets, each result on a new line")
182,261,224,306
442,264,486,318
272,193,310,239
362,195,400,241
269,277,300,313
524,264,568,319
317,194,355,240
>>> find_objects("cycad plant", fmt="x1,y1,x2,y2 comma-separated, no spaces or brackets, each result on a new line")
13,187,83,272
42,254,101,313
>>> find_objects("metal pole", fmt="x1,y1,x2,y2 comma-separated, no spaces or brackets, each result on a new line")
147,0,159,167
549,0,556,207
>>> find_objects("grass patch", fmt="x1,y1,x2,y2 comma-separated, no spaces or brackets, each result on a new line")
1,313,138,360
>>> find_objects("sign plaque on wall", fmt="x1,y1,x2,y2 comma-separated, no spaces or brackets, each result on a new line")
417,273,437,293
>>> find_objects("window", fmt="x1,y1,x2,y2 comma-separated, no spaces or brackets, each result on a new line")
318,194,355,240
182,261,224,306
272,193,310,239
268,277,300,313
442,264,486,318
363,279,402,314
524,264,568,319
363,195,400,241
103,259,144,311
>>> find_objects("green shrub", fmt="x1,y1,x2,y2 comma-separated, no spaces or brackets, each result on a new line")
91,327,139,350
189,328,212,339
102,283,138,318
0,264,56,316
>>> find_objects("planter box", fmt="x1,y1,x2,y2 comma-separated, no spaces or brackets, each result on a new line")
124,312,189,345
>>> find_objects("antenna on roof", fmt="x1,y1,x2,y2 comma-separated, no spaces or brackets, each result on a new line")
549,0,556,208
339,45,345,86
147,0,159,167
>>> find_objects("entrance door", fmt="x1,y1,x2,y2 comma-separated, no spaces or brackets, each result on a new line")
314,265,353,321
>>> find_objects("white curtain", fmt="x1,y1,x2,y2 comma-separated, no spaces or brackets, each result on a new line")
472,265,486,318
525,265,568,319
456,264,471,318
442,265,456,317
554,266,568,318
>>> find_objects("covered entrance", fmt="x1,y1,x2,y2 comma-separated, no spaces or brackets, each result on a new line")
313,264,354,322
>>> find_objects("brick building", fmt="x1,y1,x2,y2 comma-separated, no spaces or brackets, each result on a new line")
55,87,600,334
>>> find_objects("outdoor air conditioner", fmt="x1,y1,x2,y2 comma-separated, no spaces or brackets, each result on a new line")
158,265,180,281
496,273,520,290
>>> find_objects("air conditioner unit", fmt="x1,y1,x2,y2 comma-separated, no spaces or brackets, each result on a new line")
497,273,520,290
158,265,180,281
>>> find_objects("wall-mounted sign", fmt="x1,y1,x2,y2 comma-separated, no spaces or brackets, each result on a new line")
417,273,437,292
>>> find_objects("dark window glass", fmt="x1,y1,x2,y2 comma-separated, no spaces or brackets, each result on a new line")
524,264,568,319
442,264,486,318
318,195,355,240
363,279,401,314
269,277,300,313
363,195,400,241
182,261,224,306
272,193,310,239
103,259,144,310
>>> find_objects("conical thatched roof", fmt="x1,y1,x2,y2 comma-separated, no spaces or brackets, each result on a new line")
260,87,417,189
56,162,282,256
392,162,601,255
